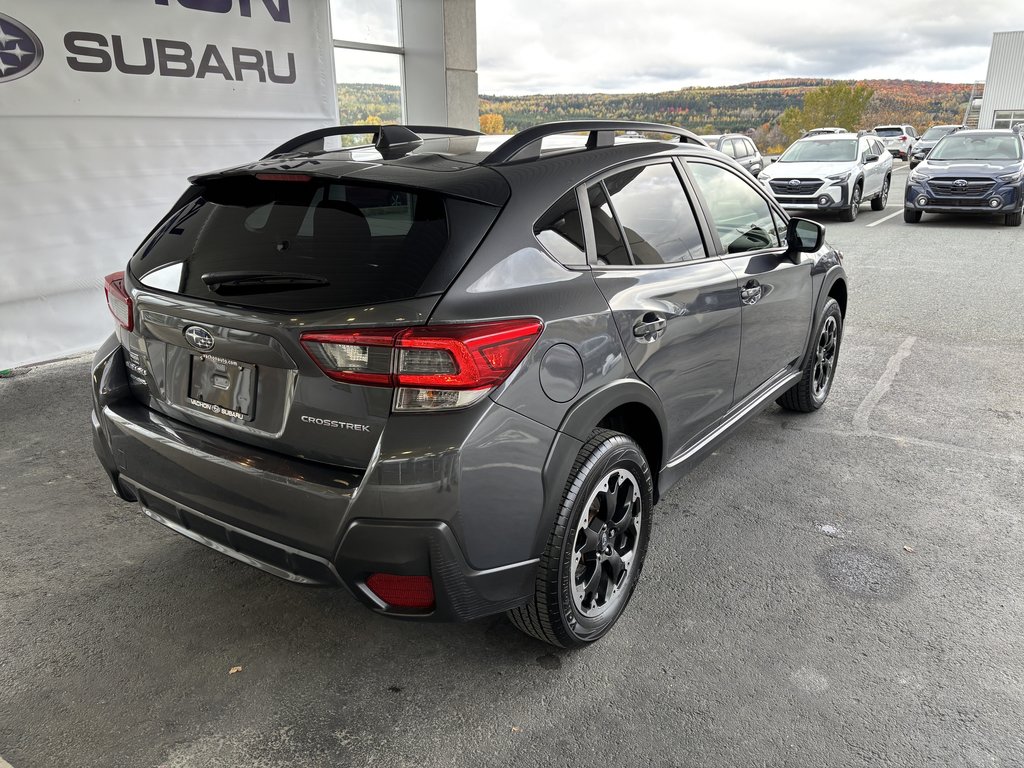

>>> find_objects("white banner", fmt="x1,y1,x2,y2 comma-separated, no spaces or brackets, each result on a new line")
0,0,338,369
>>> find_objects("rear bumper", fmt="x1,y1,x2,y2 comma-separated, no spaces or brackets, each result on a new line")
91,338,546,622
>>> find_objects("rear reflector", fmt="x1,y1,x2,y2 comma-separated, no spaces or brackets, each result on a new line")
366,573,435,610
104,272,133,332
300,319,543,410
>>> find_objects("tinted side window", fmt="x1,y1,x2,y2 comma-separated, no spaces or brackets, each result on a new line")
534,190,586,266
587,185,630,266
600,163,707,265
723,140,738,158
688,162,781,254
732,138,749,158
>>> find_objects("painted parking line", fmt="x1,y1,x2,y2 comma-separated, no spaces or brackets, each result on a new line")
866,209,904,228
1,755,16,768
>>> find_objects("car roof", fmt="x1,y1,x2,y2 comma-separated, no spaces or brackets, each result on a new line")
946,129,1017,138
798,133,858,142
190,121,722,206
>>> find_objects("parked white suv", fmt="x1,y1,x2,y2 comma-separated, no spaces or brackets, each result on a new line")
760,132,894,221
873,124,918,160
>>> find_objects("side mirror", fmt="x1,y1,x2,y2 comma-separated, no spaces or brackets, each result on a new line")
864,153,880,163
787,217,825,258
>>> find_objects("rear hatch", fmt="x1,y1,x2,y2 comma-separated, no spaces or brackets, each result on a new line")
874,126,909,150
119,173,504,469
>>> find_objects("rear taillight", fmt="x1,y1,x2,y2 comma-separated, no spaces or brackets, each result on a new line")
900,135,908,141
300,318,543,411
104,271,133,332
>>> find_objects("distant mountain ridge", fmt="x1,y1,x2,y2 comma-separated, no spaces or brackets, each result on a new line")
336,78,973,142
478,78,973,135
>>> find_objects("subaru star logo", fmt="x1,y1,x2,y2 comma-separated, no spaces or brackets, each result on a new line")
788,179,801,187
184,326,216,351
0,13,43,84
952,179,969,189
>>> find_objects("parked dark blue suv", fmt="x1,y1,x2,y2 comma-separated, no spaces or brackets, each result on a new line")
92,121,848,647
904,128,1024,226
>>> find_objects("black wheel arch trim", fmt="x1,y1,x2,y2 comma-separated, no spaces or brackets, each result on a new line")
799,267,847,370
532,379,667,558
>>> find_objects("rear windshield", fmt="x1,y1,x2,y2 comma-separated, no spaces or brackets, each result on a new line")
921,126,956,141
874,127,904,137
929,134,1022,162
130,177,452,311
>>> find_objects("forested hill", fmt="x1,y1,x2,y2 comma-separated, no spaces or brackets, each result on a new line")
336,79,974,146
479,79,972,135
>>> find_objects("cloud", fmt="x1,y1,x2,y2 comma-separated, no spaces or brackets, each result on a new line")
477,0,1016,93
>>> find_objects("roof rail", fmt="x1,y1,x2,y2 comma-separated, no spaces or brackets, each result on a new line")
480,120,705,166
263,124,483,159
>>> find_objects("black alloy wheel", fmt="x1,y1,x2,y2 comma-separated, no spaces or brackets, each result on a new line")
840,185,862,221
778,297,843,412
507,429,653,647
871,177,890,211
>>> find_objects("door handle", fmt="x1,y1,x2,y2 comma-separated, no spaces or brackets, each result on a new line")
740,280,763,305
633,313,667,340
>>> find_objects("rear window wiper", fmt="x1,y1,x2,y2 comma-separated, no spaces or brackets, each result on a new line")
201,271,330,295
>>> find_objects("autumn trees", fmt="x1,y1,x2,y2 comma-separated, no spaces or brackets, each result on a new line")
778,83,875,142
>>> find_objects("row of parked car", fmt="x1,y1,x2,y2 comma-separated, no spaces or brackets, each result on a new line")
701,122,1024,227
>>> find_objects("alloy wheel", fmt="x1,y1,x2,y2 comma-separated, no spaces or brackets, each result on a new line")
569,468,643,618
812,315,839,400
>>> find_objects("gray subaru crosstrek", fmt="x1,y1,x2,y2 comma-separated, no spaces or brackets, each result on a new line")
92,121,848,647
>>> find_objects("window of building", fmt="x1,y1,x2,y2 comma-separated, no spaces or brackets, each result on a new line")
331,0,404,126
993,110,1024,129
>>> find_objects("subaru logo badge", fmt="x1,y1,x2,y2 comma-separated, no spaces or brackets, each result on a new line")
184,326,216,351
0,13,44,84
788,179,801,187
952,179,969,189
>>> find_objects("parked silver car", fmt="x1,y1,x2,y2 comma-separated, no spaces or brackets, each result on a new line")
699,133,766,176
760,132,893,221
873,124,919,160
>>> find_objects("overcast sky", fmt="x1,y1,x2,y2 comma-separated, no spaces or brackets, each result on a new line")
475,0,1021,95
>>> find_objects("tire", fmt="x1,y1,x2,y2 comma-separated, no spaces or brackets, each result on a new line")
839,184,861,221
871,176,890,211
507,429,653,648
904,208,922,223
777,297,843,413
1005,210,1022,227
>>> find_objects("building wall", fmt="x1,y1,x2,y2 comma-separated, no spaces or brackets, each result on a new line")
980,31,1024,129
0,0,479,369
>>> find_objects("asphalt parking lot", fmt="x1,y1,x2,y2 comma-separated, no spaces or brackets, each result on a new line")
2,165,1023,767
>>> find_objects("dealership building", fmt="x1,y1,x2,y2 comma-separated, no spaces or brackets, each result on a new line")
977,30,1024,129
0,0,478,369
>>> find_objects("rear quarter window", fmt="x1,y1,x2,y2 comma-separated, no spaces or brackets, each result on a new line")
130,178,459,311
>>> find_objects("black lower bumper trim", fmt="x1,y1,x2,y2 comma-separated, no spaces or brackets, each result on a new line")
336,520,538,622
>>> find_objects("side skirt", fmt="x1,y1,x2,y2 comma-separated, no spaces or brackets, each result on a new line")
657,368,802,497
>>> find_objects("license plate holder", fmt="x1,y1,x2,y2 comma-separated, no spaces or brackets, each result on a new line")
188,354,256,421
